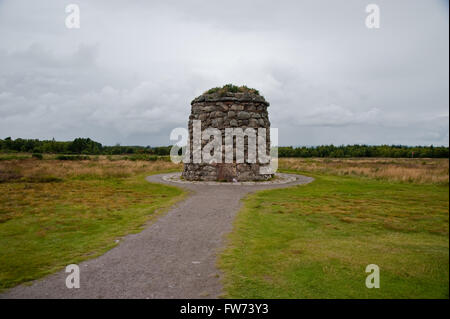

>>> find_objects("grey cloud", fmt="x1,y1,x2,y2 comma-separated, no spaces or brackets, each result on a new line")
0,0,448,146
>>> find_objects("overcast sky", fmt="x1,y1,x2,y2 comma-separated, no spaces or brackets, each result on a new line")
0,0,448,146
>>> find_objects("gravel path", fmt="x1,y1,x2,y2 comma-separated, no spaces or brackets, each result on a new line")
1,173,313,299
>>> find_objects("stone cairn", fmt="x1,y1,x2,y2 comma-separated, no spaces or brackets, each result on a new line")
182,86,273,181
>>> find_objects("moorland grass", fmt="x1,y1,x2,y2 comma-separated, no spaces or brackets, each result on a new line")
1,156,448,297
0,159,184,290
279,157,449,185
219,167,449,298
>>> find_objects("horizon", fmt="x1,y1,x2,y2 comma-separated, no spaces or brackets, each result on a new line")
1,135,448,149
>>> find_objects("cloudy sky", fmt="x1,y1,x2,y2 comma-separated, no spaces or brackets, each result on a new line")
0,0,448,146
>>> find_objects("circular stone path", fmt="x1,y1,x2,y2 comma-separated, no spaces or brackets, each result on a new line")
163,172,298,185
1,172,313,299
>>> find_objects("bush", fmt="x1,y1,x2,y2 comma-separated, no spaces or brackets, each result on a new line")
23,175,62,183
148,155,158,161
32,153,43,160
0,169,22,183
158,155,171,162
123,154,150,161
56,155,90,161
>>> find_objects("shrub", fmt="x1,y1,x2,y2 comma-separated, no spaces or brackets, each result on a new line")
32,153,43,160
0,169,22,183
56,155,90,161
23,175,62,183
124,154,151,161
158,155,171,162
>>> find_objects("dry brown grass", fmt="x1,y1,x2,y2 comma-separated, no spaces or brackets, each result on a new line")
279,157,449,184
1,157,447,184
0,158,181,182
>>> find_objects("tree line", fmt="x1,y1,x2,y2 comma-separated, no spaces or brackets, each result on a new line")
0,137,448,158
0,137,172,156
277,145,448,158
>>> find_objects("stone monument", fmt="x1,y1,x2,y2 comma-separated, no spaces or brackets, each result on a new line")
182,85,273,181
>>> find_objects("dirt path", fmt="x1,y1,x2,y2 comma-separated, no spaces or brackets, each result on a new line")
1,173,313,299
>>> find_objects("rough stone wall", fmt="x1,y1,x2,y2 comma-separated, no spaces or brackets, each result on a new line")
182,92,273,181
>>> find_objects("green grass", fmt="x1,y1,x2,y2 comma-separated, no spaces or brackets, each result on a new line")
219,170,449,298
204,84,261,97
0,172,185,290
0,153,31,161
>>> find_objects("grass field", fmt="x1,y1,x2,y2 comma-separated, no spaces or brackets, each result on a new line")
1,155,448,298
219,158,449,298
0,157,183,290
